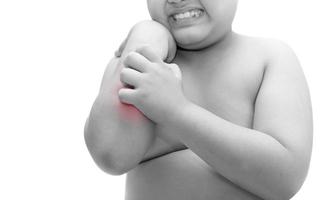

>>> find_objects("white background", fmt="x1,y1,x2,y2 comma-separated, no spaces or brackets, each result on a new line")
0,0,322,199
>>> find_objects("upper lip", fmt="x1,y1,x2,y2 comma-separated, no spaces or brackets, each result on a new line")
166,6,204,18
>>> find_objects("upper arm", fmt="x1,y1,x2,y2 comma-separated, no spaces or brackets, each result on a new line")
253,41,312,182
98,56,122,93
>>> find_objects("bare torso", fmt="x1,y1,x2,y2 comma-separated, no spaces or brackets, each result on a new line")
125,34,268,200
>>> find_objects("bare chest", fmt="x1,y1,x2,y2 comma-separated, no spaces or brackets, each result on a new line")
142,56,265,161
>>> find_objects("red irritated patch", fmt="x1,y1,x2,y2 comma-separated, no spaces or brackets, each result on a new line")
114,83,145,122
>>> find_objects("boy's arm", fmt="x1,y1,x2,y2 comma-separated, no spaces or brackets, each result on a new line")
117,20,177,63
167,42,312,200
84,20,176,175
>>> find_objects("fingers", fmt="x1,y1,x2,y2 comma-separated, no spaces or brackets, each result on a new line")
118,87,137,105
123,45,164,73
136,46,162,63
123,52,150,73
120,67,142,88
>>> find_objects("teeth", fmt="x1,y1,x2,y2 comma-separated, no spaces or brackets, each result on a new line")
172,9,203,21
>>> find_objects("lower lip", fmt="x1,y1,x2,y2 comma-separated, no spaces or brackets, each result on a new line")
169,11,205,28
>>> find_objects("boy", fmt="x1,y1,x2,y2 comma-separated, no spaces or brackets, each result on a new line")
84,0,312,199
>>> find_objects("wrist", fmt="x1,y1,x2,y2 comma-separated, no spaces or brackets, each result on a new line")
166,99,195,127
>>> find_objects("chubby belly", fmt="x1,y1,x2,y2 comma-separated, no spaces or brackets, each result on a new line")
125,149,262,200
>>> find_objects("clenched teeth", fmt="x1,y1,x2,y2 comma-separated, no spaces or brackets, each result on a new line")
172,9,203,21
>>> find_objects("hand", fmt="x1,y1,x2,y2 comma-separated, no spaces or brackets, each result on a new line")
118,46,189,125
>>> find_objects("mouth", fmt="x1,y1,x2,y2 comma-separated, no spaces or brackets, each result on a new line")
169,8,205,23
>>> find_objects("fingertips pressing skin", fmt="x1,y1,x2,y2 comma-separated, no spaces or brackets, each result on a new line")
116,85,145,122
117,100,145,122
118,87,136,105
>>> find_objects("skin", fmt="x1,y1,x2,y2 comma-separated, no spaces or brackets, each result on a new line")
84,20,175,175
85,0,313,199
147,0,238,49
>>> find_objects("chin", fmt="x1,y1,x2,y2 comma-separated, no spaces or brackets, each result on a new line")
173,26,232,51
175,34,218,51
173,30,210,50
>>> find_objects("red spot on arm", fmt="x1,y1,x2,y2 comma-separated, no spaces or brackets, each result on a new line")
114,83,145,122
117,101,145,122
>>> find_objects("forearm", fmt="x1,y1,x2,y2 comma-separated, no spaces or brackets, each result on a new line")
85,20,176,175
84,58,155,175
169,102,301,200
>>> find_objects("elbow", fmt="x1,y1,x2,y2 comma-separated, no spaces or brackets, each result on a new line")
265,183,300,200
241,154,310,200
278,173,308,200
252,175,304,200
269,184,298,200
84,132,130,176
84,125,126,176
85,140,132,176
263,164,309,200
277,155,311,200
90,152,131,176
95,152,131,176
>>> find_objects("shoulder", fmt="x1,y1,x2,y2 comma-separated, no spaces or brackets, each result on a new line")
237,34,299,67
235,33,292,50
235,34,302,78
